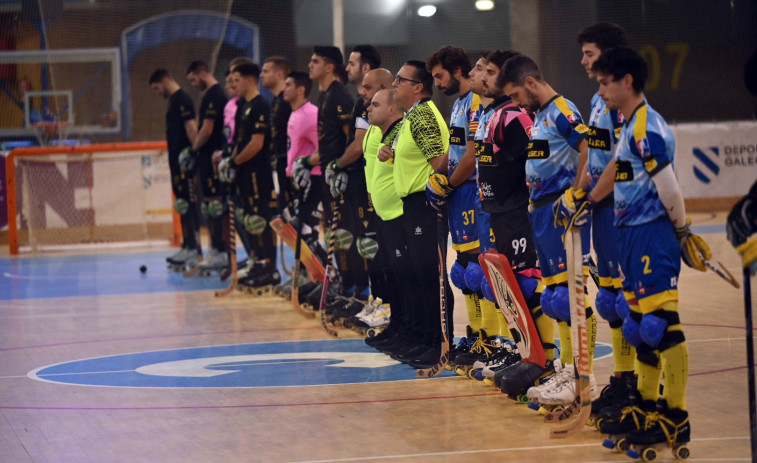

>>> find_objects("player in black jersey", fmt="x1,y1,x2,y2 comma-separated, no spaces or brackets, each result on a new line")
221,62,280,289
261,56,293,218
149,68,201,268
296,46,357,294
186,61,229,271
324,44,382,306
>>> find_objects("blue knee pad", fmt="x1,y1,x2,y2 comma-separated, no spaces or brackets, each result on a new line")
640,314,668,348
551,285,571,322
514,274,538,301
464,262,485,293
615,291,631,321
450,261,467,291
541,286,555,319
596,287,620,323
481,277,496,303
622,316,644,347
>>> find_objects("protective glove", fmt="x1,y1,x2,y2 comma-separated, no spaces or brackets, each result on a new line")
426,171,454,211
675,218,711,272
292,156,312,190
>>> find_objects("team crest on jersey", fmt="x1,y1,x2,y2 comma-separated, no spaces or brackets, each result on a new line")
525,125,533,138
566,113,578,123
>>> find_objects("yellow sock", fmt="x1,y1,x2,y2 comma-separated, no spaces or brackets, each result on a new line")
587,311,597,373
661,341,689,411
535,310,556,362
480,297,500,336
612,326,636,372
493,301,509,337
558,321,573,365
464,292,482,332
635,356,662,403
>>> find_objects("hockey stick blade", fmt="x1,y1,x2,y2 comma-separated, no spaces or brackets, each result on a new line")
416,344,449,378
549,402,591,438
703,258,740,288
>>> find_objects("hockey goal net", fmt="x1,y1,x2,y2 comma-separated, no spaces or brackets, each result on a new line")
6,142,178,254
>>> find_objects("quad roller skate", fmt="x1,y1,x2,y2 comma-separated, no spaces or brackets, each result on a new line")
239,265,281,296
189,249,228,278
166,248,187,270
445,325,478,371
495,358,556,403
525,364,597,418
453,329,505,378
350,297,391,336
168,249,199,273
330,287,370,326
588,371,636,428
625,401,690,461
275,270,308,299
599,394,655,454
471,341,520,381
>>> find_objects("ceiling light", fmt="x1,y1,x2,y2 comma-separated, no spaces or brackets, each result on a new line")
475,0,494,11
417,5,437,17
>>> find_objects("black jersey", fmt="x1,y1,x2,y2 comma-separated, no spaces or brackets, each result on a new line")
166,89,195,156
235,94,271,169
317,80,353,167
197,83,228,155
344,97,370,171
269,91,291,159
475,96,533,213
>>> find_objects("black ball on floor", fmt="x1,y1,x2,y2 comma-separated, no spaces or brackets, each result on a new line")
139,265,147,273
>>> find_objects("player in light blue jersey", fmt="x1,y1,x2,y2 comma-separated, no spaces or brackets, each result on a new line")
564,47,711,456
425,46,500,374
500,54,598,403
576,23,636,417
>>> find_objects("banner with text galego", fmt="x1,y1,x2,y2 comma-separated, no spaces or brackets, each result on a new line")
672,121,757,199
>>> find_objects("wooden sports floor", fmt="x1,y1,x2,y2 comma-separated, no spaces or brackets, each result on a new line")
0,211,752,462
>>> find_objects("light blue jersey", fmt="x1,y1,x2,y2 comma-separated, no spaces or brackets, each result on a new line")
587,92,623,188
448,90,482,182
613,102,676,227
525,95,588,201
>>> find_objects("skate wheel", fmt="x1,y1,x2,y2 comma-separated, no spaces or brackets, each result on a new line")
454,366,469,377
673,445,690,460
444,364,454,371
586,417,595,427
594,418,604,430
482,378,494,387
518,395,531,405
616,437,628,453
467,368,481,380
366,328,377,337
641,447,657,461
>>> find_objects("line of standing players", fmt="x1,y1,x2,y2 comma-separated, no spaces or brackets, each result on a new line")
151,23,717,456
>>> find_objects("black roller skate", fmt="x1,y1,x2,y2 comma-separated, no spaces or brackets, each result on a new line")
297,281,321,310
446,325,478,371
599,394,655,454
625,400,690,461
453,329,505,378
239,265,281,297
496,358,555,403
589,371,636,428
473,343,521,383
330,286,370,326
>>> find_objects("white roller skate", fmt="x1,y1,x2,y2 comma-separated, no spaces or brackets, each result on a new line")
353,299,390,337
197,249,228,277
529,363,597,416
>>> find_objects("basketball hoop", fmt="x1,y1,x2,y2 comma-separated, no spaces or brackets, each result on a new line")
32,121,70,146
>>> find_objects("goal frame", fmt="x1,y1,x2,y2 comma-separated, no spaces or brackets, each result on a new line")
5,141,180,255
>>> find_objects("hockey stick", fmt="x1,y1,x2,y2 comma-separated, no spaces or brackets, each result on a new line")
743,265,757,461
280,241,292,277
417,209,450,378
215,196,237,297
318,196,340,337
291,188,315,317
703,257,740,289
550,227,591,438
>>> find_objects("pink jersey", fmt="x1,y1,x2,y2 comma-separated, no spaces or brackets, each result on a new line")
224,97,238,144
287,101,321,176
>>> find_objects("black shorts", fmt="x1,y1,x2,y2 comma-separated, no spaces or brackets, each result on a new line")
341,169,374,236
197,150,224,198
234,163,277,218
489,207,539,273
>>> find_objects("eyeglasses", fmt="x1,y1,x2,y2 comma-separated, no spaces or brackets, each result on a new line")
394,74,421,85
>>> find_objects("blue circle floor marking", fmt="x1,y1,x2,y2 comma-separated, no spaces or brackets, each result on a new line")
28,339,613,389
